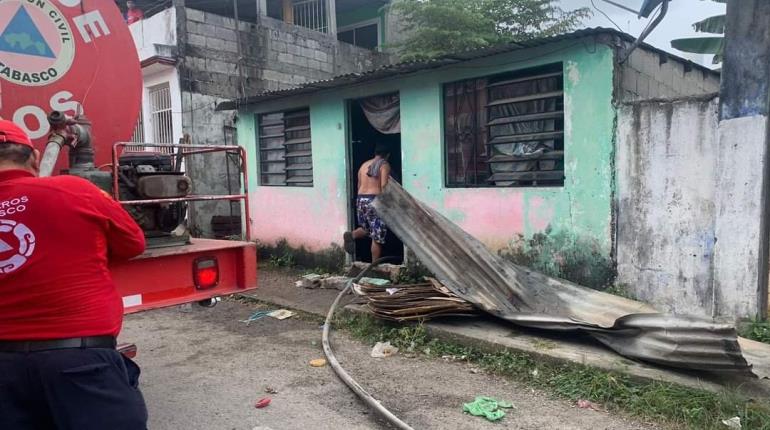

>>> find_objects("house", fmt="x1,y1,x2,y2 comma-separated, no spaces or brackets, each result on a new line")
126,0,396,236
217,28,770,319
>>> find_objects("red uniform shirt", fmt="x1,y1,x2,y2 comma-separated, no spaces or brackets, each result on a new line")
126,8,144,24
0,170,145,340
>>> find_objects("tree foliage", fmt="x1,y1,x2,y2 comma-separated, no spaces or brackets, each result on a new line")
671,0,726,64
391,0,591,61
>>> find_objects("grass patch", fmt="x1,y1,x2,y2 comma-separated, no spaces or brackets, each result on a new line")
603,283,636,300
334,312,770,430
740,319,770,344
258,238,345,274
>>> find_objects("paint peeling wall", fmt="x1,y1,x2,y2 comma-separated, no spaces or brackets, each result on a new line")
616,98,720,316
239,99,349,250
712,114,769,318
240,39,617,258
400,48,616,255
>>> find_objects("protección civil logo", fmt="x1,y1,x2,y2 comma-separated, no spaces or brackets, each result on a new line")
0,0,75,86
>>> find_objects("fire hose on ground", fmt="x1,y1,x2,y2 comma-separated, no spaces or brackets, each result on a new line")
322,257,415,430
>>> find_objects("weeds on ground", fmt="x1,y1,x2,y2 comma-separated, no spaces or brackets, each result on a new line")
394,256,434,285
334,312,770,430
301,267,330,276
267,253,296,268
499,229,616,290
603,283,635,300
259,239,345,274
740,319,770,344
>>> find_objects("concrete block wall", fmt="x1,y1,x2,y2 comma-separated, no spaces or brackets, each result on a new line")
182,9,392,98
179,8,392,236
258,16,392,92
620,48,720,102
616,97,722,317
182,8,262,99
182,91,241,236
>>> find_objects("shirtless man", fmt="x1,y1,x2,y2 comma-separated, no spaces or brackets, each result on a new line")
344,143,391,261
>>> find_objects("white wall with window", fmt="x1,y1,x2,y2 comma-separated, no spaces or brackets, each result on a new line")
138,68,183,149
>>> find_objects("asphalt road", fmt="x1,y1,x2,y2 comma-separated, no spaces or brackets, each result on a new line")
120,299,662,430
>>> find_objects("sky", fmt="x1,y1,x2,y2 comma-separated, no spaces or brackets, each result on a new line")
559,0,726,66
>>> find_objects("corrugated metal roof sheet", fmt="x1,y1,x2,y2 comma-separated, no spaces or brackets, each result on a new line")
372,181,770,378
217,27,718,110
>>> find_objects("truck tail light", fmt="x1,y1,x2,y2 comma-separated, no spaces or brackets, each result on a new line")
194,257,219,289
118,343,138,359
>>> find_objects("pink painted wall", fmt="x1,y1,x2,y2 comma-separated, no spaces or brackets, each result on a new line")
248,180,347,252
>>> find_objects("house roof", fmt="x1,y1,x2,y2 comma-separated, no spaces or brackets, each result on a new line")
217,27,719,111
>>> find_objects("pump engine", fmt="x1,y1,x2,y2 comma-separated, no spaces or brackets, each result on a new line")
41,112,192,247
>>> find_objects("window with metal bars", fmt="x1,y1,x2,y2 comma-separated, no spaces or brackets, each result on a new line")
258,108,313,187
126,108,146,152
149,83,174,145
292,0,327,33
130,108,145,143
444,63,565,188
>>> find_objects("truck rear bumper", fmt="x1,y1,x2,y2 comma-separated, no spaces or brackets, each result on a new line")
110,238,257,314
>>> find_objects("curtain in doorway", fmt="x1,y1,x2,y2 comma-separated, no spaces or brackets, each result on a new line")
359,93,401,134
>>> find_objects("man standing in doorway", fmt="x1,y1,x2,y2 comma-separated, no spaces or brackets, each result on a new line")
344,143,391,261
125,0,145,24
0,120,148,429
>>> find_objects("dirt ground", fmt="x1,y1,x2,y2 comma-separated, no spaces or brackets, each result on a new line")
120,270,663,430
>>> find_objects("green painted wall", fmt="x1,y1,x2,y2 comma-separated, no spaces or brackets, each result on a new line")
239,38,617,275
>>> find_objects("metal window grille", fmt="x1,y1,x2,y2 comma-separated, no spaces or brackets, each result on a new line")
293,0,327,33
130,109,145,142
445,63,565,188
149,84,174,153
126,108,145,152
258,109,313,187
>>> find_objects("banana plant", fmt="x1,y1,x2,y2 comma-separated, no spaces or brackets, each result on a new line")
670,0,726,64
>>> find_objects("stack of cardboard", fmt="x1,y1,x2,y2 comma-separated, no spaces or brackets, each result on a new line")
354,278,478,322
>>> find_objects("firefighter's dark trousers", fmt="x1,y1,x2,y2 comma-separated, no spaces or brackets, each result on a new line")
0,348,148,429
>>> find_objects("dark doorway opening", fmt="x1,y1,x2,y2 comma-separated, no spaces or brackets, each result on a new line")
348,96,403,264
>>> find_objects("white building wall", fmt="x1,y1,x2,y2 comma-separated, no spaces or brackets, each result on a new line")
141,67,183,146
616,97,721,317
712,114,769,318
130,8,177,62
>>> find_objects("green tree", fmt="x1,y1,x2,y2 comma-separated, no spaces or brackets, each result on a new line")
391,0,591,61
670,0,726,64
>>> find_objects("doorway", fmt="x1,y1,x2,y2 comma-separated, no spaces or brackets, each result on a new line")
348,95,404,264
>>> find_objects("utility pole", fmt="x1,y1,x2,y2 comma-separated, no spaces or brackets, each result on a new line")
712,0,770,319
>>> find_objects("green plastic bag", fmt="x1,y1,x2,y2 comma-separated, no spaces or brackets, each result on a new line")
462,396,514,422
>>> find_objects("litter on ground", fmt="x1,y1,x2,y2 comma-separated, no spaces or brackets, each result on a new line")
241,310,273,324
462,396,514,422
309,358,327,367
296,274,350,290
371,341,399,358
269,309,295,320
576,399,603,412
360,277,391,286
722,417,742,429
254,397,271,409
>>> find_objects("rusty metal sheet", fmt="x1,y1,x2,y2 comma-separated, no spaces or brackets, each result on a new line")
374,182,770,378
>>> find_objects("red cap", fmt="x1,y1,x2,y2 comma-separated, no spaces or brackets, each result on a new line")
0,120,33,148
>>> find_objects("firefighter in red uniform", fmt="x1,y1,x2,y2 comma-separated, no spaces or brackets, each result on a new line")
0,119,148,429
